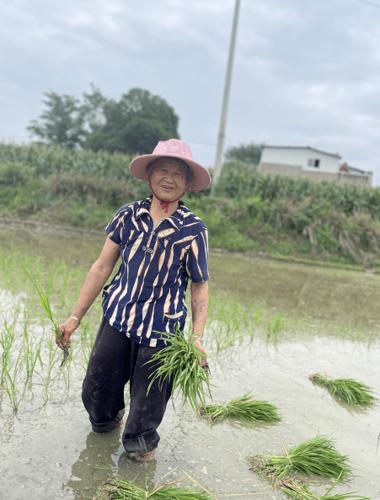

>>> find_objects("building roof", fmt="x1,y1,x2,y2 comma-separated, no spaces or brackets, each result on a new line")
263,145,341,159
346,164,373,175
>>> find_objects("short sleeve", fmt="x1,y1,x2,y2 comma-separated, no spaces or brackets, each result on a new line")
186,229,209,282
105,206,130,245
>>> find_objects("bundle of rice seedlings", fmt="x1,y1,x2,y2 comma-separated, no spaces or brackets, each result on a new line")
199,394,280,425
28,272,69,367
249,436,351,480
309,373,376,408
146,331,212,409
281,478,369,500
98,479,212,499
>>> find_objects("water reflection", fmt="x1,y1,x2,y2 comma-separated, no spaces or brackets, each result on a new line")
66,428,157,499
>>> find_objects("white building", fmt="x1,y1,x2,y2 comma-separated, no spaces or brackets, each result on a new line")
258,146,373,187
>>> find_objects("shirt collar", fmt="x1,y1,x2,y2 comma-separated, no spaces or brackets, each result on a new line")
135,197,151,220
135,196,186,231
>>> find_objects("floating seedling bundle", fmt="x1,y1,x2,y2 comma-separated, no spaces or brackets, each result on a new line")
146,331,212,410
309,373,376,408
199,394,280,425
249,436,351,481
97,479,212,499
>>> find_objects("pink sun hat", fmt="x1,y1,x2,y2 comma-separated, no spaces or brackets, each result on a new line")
129,139,211,192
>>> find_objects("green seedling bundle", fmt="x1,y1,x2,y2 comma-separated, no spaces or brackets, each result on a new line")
146,331,211,409
249,436,351,481
310,374,376,408
199,393,280,425
98,479,212,500
281,478,369,500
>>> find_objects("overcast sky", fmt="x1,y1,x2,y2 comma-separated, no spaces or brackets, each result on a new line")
1,0,380,183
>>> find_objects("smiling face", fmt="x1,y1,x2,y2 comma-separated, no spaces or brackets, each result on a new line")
148,158,191,202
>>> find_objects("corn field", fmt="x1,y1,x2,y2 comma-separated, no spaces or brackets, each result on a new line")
1,143,380,265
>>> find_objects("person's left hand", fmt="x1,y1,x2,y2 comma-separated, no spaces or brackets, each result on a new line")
193,337,209,370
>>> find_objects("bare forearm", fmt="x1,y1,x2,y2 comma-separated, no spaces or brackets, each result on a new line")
191,282,209,338
71,264,113,320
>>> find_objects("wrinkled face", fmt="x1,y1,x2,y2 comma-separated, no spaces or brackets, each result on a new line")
148,158,190,202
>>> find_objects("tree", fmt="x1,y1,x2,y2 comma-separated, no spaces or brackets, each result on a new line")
84,88,179,153
225,142,264,167
28,87,180,154
27,92,85,149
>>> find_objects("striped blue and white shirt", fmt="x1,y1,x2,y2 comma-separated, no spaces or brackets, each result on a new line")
102,197,209,347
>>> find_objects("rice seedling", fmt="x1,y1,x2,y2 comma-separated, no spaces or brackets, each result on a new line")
27,272,69,367
249,436,351,481
80,320,95,367
146,330,212,410
22,320,42,383
98,479,212,499
40,337,60,403
4,351,24,413
0,321,16,385
211,326,237,354
309,374,376,408
266,313,285,342
199,394,280,425
281,478,369,500
208,294,252,345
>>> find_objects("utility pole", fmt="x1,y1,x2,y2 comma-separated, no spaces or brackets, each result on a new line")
211,0,241,195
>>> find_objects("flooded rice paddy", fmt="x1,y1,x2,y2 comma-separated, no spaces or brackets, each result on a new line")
0,222,379,499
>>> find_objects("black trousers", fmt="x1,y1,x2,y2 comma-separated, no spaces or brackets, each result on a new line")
82,317,172,454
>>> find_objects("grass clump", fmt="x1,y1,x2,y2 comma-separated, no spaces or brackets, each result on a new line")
281,478,369,500
98,479,212,499
199,394,280,425
146,331,212,410
309,373,376,408
249,436,351,481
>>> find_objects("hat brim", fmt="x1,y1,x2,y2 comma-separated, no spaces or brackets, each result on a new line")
129,153,211,192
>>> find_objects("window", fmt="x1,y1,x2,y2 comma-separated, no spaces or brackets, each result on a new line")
307,158,320,168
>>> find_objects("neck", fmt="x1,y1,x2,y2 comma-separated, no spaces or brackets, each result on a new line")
150,195,179,221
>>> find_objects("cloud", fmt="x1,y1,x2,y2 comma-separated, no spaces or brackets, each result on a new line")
0,0,379,182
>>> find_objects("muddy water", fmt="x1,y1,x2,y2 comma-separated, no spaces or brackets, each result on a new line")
0,224,380,499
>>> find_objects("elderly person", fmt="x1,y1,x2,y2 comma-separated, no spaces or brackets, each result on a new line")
58,139,210,461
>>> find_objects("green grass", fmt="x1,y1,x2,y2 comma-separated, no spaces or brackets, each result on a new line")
199,394,280,425
146,331,212,410
310,374,377,408
98,479,212,499
249,436,351,480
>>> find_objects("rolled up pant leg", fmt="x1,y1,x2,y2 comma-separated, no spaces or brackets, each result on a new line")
122,343,173,455
82,318,130,433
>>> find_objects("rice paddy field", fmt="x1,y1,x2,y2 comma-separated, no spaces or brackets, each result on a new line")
0,221,379,499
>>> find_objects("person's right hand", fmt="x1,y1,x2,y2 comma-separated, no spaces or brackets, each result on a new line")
57,317,80,350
